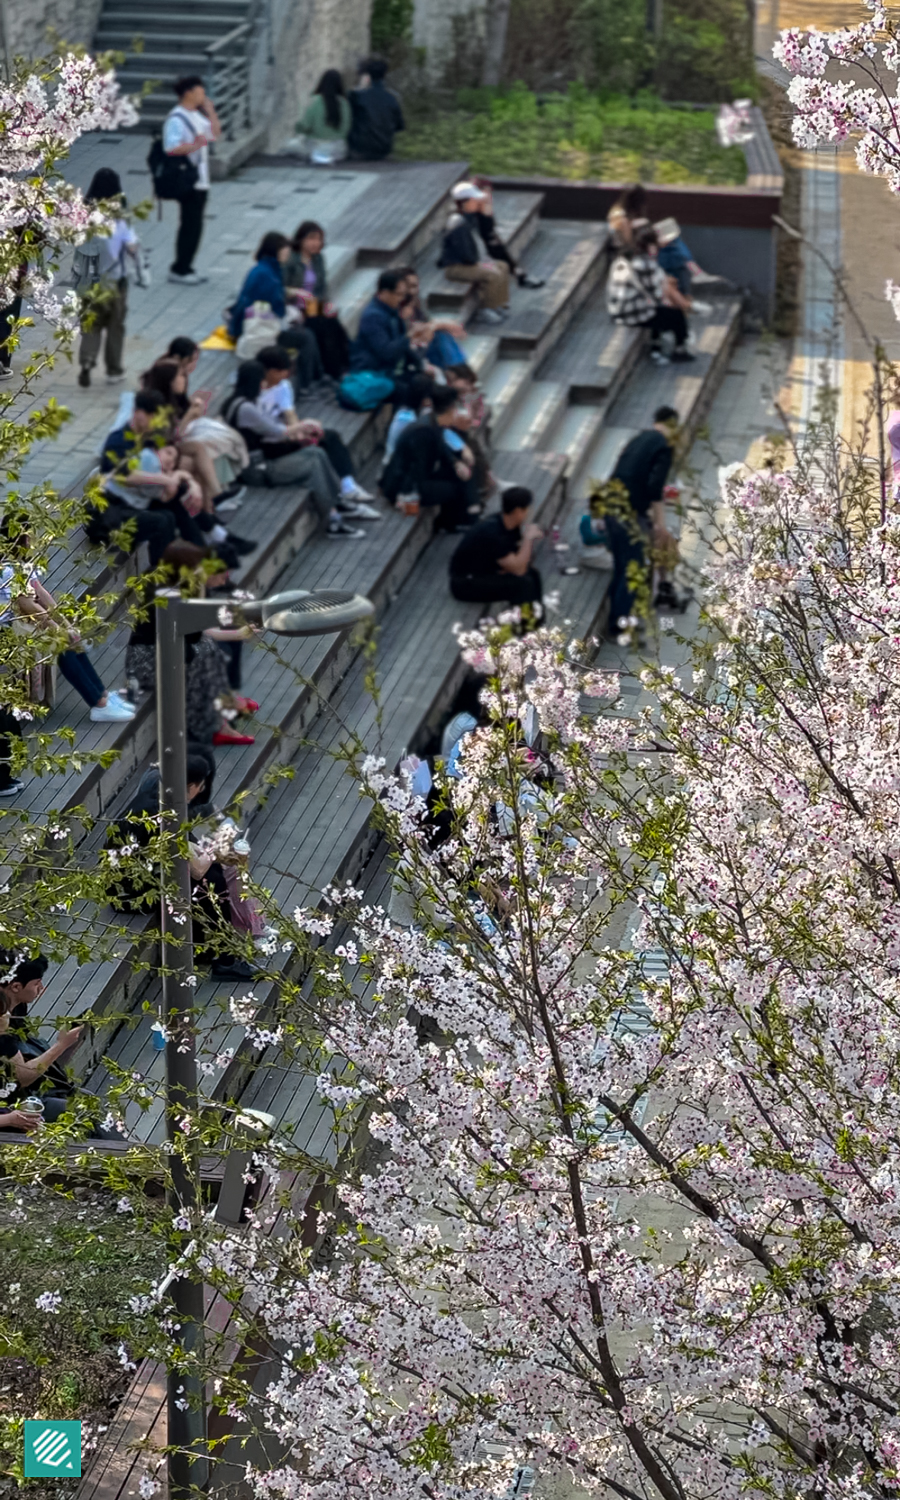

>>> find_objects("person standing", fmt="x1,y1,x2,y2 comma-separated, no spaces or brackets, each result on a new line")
348,56,405,160
163,75,221,286
449,486,543,607
603,406,679,636
76,167,140,388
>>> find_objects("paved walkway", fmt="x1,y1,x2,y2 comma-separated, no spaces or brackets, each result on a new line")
11,134,372,498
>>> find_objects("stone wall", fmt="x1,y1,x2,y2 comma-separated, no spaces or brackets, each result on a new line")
3,0,104,56
411,0,485,83
257,0,374,148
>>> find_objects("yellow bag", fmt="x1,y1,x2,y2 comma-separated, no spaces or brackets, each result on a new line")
200,323,236,351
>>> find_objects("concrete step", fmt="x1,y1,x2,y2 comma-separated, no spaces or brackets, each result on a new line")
97,31,226,51
481,357,533,446
545,402,609,493
497,379,568,452
498,222,608,363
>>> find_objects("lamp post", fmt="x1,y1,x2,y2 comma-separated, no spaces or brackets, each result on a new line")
155,587,374,1498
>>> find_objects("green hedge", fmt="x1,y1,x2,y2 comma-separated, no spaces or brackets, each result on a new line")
396,84,747,186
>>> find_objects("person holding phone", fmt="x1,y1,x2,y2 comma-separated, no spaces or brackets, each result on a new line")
163,75,221,285
165,336,250,483
0,951,124,1137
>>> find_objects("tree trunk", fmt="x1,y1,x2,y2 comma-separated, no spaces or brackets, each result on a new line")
482,0,511,88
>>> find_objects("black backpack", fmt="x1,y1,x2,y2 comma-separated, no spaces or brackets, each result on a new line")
147,110,200,201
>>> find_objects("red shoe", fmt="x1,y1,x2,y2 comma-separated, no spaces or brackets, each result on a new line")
233,696,259,714
213,729,256,746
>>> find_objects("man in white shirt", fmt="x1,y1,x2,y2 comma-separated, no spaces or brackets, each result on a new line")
163,74,221,285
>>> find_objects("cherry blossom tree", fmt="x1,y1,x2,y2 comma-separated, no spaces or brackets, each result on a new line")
117,447,889,1500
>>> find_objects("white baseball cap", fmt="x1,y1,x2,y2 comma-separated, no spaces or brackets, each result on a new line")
452,181,488,203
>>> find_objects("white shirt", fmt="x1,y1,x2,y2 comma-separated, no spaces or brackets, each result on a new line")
163,106,210,190
104,218,138,275
258,379,294,419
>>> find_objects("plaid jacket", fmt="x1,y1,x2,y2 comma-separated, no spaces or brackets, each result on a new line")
606,254,666,326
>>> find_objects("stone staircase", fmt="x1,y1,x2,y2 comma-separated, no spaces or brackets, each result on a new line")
94,0,256,136
21,165,741,1154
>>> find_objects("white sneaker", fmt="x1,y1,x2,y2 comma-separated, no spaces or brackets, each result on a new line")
343,482,375,503
338,500,381,520
91,699,137,723
650,348,670,366
691,299,713,315
475,308,505,325
0,368,13,380
107,691,135,714
326,519,366,539
168,271,207,286
0,779,24,797
210,523,229,544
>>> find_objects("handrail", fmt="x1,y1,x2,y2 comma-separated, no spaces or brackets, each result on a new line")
204,21,251,57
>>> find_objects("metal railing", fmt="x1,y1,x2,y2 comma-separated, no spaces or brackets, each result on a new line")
205,22,252,141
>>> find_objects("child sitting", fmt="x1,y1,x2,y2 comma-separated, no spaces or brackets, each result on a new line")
579,493,614,571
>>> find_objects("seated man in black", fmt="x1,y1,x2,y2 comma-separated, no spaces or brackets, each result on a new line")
0,950,123,1137
382,386,481,531
449,486,543,608
348,55,405,161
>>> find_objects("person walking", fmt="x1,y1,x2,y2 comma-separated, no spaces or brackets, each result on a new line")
602,406,680,637
438,183,510,326
76,168,141,388
163,75,221,285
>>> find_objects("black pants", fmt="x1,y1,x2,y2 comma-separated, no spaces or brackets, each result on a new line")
450,567,543,606
605,513,650,630
484,231,516,274
428,476,480,531
148,494,207,550
0,705,23,791
319,429,354,480
277,325,324,393
647,305,688,348
0,295,22,369
305,314,350,379
172,188,207,276
87,500,176,567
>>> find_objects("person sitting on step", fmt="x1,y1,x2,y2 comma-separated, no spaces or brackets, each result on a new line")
347,55,405,161
381,386,482,531
0,511,136,725
124,540,259,748
448,485,544,612
282,220,351,381
256,345,379,514
470,176,545,289
296,69,352,165
438,183,510,327
606,225,695,367
0,951,126,1138
349,268,432,405
221,360,371,539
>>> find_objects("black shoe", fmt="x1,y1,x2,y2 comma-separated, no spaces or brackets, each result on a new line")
210,958,256,981
227,533,257,556
213,482,247,506
517,272,545,290
671,347,697,362
78,367,91,387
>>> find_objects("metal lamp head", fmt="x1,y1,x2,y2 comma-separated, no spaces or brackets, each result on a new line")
251,589,375,636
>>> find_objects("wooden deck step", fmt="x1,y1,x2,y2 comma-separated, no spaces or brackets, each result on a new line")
537,303,644,401
481,357,533,445
497,379,569,452
327,161,469,267
498,222,608,362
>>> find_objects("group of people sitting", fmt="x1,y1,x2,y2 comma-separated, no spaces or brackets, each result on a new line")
606,183,714,365
294,56,405,166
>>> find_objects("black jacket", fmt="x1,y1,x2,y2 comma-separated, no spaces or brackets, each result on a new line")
348,81,405,159
438,212,481,268
611,429,673,518
381,413,460,506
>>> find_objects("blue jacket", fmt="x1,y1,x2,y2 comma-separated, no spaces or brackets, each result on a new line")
350,295,414,375
228,256,286,338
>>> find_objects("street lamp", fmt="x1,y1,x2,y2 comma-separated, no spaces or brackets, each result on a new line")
155,587,374,1498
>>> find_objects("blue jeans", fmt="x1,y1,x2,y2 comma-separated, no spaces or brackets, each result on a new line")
605,514,649,632
57,649,106,708
426,329,466,368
